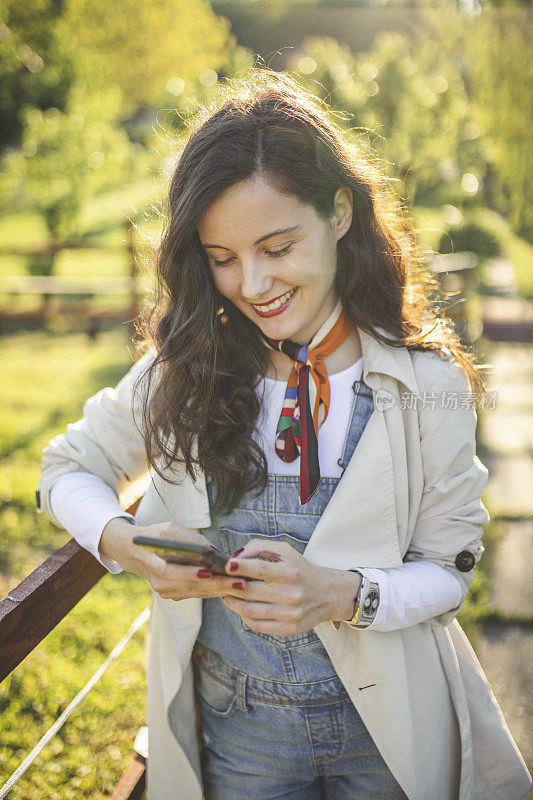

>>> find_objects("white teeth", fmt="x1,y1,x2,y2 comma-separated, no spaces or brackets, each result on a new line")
253,288,296,312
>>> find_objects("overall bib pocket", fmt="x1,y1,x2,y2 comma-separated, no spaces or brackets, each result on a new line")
219,527,320,648
218,527,311,554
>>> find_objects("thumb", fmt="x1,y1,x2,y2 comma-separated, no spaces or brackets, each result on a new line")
232,538,285,562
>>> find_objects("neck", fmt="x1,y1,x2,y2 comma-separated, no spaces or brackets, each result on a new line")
265,328,362,381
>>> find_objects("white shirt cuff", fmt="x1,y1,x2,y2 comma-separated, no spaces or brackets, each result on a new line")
344,562,462,632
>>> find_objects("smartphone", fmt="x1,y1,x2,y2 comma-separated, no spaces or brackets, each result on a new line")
133,535,228,574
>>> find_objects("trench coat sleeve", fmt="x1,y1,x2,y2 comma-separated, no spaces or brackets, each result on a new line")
405,356,490,626
36,347,157,529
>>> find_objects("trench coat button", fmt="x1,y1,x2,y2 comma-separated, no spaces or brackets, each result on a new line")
455,550,476,572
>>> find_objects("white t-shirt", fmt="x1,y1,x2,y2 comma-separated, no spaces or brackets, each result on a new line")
253,357,363,477
49,359,462,631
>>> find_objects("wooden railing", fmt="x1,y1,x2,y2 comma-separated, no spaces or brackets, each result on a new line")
0,496,146,799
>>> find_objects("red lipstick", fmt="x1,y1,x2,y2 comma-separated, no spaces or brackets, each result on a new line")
251,288,298,318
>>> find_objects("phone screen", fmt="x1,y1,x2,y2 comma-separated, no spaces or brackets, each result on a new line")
132,535,228,574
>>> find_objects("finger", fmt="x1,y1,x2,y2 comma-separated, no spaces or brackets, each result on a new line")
235,538,289,561
155,572,247,599
188,578,249,599
225,555,298,583
223,596,294,621
152,561,241,589
225,539,297,580
147,525,223,557
160,561,228,581
228,578,298,605
152,524,208,546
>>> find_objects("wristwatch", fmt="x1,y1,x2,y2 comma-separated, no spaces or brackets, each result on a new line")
346,571,380,628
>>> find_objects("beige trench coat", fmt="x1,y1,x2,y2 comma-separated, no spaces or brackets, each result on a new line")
37,327,532,800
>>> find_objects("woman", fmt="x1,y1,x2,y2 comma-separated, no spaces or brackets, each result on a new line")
37,71,531,799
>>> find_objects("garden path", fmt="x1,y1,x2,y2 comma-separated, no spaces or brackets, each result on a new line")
474,256,533,791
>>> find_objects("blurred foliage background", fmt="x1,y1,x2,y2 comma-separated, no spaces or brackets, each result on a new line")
0,0,531,797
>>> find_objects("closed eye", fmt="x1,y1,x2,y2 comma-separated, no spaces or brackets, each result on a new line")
213,243,294,267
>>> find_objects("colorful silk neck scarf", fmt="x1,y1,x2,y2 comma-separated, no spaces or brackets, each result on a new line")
260,300,354,504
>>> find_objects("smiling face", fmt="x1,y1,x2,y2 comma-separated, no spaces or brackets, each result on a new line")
197,175,353,345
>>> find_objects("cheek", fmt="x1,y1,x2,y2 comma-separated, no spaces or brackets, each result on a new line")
210,269,238,300
289,241,334,284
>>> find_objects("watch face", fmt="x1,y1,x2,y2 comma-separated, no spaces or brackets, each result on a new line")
361,588,380,621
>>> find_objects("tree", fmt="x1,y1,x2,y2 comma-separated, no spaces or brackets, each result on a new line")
288,32,483,203
58,0,235,114
419,4,532,238
1,0,236,149
0,1,75,149
2,58,139,245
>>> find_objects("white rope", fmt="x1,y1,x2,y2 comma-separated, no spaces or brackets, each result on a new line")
0,605,150,799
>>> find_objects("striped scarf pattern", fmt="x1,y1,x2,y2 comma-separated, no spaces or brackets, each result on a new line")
261,300,353,504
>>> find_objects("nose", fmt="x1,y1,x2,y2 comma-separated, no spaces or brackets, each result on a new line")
240,257,274,302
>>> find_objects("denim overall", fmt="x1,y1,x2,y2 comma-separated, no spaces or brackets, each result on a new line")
192,378,407,800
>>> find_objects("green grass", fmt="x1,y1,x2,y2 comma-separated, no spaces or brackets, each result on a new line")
0,327,150,798
0,573,150,799
79,174,161,236
457,515,533,647
0,175,159,252
0,328,140,580
456,516,502,645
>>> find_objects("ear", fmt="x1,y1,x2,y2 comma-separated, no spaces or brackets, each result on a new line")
332,186,353,242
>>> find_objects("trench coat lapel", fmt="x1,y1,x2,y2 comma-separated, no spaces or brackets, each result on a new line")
358,325,419,395
303,405,404,568
303,326,419,570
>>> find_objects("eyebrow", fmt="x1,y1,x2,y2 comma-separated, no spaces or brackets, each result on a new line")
202,225,304,250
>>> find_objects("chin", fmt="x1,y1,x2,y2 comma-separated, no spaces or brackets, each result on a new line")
265,321,308,343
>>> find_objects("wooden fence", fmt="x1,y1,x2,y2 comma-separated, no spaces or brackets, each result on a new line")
0,221,146,341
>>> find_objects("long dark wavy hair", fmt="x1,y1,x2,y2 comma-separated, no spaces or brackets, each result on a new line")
133,69,487,515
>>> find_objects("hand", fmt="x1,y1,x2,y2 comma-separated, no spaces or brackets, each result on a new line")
221,539,362,636
99,517,244,602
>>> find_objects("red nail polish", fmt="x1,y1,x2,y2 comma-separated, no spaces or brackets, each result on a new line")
197,569,211,578
231,548,244,557
232,582,245,590
229,562,239,572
